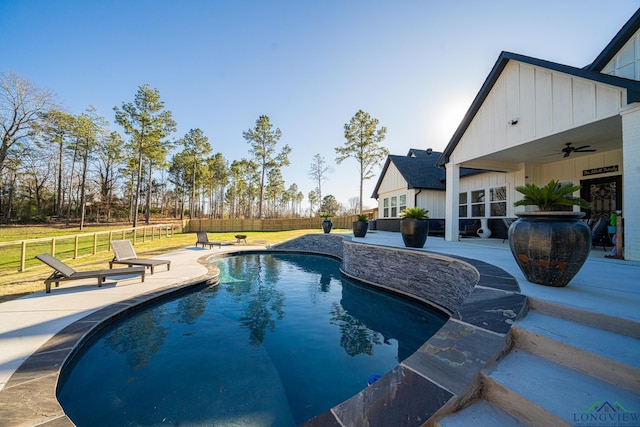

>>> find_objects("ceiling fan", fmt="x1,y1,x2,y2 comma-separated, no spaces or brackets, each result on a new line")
561,142,596,157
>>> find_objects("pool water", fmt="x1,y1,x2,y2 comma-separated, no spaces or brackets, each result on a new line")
58,253,447,426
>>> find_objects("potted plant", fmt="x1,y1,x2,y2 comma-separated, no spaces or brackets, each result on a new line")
509,179,591,287
352,214,369,238
400,207,429,248
320,212,334,233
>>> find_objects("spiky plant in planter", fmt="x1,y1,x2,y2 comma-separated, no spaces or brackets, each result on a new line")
509,180,592,287
352,214,370,237
400,207,429,248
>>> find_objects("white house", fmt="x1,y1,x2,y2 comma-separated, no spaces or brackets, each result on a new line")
372,148,487,235
439,8,640,261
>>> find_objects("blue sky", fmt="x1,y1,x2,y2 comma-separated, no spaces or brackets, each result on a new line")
2,1,638,210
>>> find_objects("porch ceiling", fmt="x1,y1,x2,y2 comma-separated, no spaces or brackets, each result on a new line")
459,115,622,171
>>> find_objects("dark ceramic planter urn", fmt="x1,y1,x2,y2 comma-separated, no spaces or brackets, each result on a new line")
322,220,333,234
508,211,591,287
400,219,429,248
352,221,368,237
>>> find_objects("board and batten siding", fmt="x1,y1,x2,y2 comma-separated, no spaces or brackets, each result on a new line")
376,162,406,194
450,60,625,165
416,190,446,218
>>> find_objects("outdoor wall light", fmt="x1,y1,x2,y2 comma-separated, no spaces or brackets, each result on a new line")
509,118,519,125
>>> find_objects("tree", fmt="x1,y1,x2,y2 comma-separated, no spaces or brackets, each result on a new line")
242,115,291,218
336,109,388,213
321,194,341,215
40,110,75,218
308,189,318,217
96,131,126,222
0,71,56,184
207,153,228,219
114,84,176,227
179,128,211,219
1,71,56,220
73,106,108,230
307,153,329,215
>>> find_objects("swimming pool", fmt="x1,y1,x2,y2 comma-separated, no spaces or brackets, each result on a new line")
57,253,447,426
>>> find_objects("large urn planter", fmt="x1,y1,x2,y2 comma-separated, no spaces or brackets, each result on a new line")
400,219,429,248
322,220,333,234
508,211,591,287
352,221,368,237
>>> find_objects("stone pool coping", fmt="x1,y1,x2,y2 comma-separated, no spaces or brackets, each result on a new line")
0,257,220,426
272,234,527,426
0,235,527,426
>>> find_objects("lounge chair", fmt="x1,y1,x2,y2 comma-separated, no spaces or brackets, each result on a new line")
109,239,171,274
35,253,145,294
195,231,221,249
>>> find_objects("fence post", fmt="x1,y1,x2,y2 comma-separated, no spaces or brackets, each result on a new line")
93,233,98,255
74,236,79,259
51,237,56,257
20,241,27,272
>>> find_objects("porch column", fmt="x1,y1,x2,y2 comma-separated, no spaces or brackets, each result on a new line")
445,162,460,241
621,106,640,261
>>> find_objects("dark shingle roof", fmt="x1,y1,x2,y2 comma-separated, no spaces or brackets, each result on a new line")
371,149,482,198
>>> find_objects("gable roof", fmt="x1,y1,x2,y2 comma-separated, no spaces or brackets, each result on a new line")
437,50,640,166
588,8,640,72
371,148,481,198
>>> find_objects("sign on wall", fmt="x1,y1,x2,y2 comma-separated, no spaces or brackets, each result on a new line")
582,165,618,176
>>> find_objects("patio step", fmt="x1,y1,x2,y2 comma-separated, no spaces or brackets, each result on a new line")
511,310,640,392
436,400,527,427
481,349,640,426
434,304,640,426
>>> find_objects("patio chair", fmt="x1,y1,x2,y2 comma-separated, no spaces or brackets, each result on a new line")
110,239,171,274
195,231,221,249
591,217,610,252
459,219,480,237
35,253,145,294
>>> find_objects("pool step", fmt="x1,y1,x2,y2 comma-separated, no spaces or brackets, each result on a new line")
434,303,640,426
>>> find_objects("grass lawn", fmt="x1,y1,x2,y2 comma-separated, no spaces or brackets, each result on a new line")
0,226,347,303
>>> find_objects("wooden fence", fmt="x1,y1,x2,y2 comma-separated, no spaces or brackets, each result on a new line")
0,224,177,273
185,215,358,232
1,216,358,273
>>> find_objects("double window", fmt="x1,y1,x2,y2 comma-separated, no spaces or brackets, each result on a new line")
382,194,407,218
459,186,507,217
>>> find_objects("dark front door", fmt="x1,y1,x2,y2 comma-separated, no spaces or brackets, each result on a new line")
580,176,622,220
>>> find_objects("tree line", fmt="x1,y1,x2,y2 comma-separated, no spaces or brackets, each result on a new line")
0,70,389,228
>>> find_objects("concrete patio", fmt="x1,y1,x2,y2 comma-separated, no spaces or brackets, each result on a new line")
0,231,638,426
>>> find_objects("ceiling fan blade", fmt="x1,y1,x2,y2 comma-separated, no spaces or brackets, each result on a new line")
563,151,571,158
573,145,590,151
575,148,597,152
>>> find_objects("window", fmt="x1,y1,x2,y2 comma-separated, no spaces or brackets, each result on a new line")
383,198,389,218
399,194,407,214
471,190,485,217
391,196,397,217
490,186,507,216
459,192,468,217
